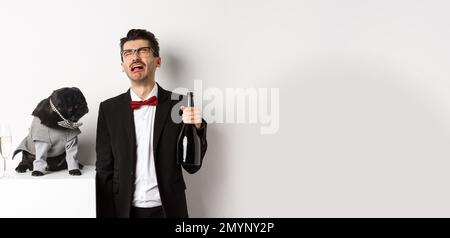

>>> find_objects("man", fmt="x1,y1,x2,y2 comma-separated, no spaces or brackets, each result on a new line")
95,29,207,218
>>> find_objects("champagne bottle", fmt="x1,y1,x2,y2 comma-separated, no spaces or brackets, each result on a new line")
177,92,202,165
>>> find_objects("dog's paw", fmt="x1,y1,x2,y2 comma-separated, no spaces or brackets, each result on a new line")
15,165,28,173
31,171,44,176
69,169,81,176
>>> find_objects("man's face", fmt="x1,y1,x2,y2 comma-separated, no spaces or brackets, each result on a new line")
121,39,161,82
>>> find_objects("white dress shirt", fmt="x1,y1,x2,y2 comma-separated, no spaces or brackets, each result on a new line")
130,86,162,208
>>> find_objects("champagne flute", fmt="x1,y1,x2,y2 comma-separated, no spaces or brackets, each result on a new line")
0,124,12,177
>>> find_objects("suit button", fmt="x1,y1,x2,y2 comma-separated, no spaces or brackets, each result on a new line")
131,172,134,176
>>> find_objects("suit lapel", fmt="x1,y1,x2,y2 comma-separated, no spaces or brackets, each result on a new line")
153,84,172,154
120,90,137,169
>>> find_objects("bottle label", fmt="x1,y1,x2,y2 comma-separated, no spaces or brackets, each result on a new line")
182,136,188,163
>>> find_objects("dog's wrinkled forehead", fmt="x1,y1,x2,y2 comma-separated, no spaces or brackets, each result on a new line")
51,87,84,104
50,87,88,119
51,87,82,99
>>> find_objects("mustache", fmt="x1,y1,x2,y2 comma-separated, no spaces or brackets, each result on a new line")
130,60,146,67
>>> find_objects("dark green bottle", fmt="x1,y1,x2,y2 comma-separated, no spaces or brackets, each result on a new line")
177,92,201,165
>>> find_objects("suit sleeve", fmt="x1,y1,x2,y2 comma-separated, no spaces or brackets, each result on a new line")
95,102,115,218
182,119,208,174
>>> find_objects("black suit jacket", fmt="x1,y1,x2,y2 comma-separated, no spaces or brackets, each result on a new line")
95,84,207,218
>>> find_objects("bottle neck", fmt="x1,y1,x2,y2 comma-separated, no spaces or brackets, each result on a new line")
187,92,194,107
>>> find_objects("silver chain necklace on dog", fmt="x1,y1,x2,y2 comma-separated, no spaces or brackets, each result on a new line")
49,99,83,129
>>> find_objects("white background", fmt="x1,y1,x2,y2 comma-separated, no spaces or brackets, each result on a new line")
1,0,450,217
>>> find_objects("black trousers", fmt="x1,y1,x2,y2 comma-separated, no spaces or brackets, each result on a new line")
130,206,164,218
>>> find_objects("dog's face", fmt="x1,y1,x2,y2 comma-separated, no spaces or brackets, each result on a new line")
32,87,88,129
50,87,89,122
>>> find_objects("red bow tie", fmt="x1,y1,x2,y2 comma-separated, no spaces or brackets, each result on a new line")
130,96,158,110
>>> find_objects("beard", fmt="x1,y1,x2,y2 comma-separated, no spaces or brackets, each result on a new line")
127,71,148,82
126,67,157,84
126,58,160,80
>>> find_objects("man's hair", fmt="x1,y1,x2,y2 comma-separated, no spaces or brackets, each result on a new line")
120,29,160,61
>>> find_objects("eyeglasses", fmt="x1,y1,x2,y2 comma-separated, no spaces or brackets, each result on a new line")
121,47,153,60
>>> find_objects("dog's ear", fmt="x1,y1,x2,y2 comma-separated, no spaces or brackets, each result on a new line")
32,98,50,118
32,97,61,129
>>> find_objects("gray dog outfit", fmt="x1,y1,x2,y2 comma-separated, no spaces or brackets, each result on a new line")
14,117,81,173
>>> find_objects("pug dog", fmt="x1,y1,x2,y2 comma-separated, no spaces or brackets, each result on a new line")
13,87,89,176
